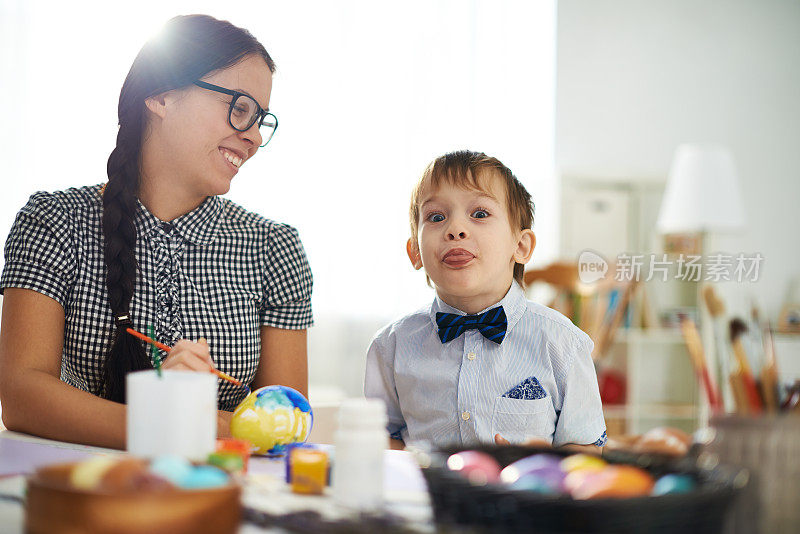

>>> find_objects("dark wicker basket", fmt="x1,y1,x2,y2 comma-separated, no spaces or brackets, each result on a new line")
420,444,746,534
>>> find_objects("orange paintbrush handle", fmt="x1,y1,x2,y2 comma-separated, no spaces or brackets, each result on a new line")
732,339,763,413
212,369,243,387
680,319,722,411
125,328,243,388
126,328,171,352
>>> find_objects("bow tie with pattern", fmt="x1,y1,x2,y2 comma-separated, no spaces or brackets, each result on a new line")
436,306,508,344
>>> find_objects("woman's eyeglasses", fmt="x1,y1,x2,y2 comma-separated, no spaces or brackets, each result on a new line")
194,81,278,147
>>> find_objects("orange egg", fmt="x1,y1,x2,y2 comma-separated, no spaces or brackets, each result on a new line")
570,465,654,499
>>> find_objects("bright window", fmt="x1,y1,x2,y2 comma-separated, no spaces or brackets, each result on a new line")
1,0,556,395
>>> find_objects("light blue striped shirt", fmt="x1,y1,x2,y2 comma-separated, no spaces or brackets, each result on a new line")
365,282,606,448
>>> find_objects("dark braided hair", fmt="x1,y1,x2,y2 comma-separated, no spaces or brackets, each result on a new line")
101,15,275,402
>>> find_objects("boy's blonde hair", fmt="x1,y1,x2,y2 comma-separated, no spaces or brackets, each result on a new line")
409,150,535,284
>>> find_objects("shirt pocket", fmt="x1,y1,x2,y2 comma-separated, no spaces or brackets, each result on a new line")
491,396,553,444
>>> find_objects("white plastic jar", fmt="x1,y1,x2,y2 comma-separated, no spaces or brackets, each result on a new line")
331,397,388,512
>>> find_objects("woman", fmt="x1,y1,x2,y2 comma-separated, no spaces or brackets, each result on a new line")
0,15,312,449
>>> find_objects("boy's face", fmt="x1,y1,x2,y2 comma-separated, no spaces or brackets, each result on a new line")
408,172,535,313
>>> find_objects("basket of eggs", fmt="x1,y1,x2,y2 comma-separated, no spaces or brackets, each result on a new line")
25,455,240,534
420,436,747,534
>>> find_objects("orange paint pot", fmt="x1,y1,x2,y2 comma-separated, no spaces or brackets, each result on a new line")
215,438,251,473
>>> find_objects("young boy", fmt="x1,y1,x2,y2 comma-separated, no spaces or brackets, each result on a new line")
364,150,606,451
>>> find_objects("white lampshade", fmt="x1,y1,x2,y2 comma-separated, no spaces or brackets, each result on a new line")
656,144,746,233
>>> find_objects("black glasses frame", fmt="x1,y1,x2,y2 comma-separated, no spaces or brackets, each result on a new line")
193,80,278,147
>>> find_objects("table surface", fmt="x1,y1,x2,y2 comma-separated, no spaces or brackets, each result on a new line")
0,430,433,533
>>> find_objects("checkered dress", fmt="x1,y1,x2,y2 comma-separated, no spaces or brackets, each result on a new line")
0,184,313,411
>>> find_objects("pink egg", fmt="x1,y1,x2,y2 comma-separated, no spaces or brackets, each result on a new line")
446,451,502,485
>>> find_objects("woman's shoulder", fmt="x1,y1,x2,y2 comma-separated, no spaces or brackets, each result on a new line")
216,197,300,237
20,184,103,221
23,184,103,212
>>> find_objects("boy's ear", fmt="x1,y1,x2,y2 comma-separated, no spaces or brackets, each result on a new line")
513,229,536,265
406,238,423,270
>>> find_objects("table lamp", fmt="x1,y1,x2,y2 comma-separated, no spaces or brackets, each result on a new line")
657,144,746,236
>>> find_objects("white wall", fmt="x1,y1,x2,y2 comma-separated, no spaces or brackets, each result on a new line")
557,0,800,320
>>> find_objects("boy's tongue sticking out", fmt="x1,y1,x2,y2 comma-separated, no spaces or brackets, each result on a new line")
443,248,475,268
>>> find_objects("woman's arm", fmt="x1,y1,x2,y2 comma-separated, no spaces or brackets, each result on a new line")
251,326,308,398
0,288,127,448
0,288,232,447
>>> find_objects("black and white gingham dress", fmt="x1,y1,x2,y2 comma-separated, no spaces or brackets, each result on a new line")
0,184,313,411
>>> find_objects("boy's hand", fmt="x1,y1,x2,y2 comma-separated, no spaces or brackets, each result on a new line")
494,434,601,454
494,433,551,447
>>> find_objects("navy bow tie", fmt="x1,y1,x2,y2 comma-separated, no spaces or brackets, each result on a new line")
436,306,508,344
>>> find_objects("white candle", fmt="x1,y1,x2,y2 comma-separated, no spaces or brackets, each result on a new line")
126,370,217,461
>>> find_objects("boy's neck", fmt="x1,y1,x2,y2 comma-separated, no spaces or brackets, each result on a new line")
436,282,513,315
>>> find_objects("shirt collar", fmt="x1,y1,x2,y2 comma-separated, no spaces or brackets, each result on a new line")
134,196,224,245
429,280,527,334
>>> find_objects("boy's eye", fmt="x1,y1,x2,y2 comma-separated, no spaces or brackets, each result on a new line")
427,213,445,223
472,209,490,219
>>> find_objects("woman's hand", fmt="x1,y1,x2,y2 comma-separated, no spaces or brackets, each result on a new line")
217,410,234,438
161,338,215,372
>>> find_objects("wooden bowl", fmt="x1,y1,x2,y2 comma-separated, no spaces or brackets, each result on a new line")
25,462,241,534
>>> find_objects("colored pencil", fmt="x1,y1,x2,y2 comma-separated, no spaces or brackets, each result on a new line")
126,327,244,388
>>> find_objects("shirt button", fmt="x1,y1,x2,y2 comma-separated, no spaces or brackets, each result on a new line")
467,352,476,360
461,411,471,421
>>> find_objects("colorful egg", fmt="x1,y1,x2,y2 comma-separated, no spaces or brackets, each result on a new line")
150,455,193,486
179,465,229,489
652,473,695,495
560,453,607,473
230,385,313,455
569,465,655,499
633,427,691,456
70,457,119,490
446,451,502,485
501,454,566,493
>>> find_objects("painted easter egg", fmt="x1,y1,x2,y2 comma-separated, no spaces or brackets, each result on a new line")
560,453,607,474
569,465,655,499
446,451,502,485
652,473,695,495
230,385,313,455
501,454,566,493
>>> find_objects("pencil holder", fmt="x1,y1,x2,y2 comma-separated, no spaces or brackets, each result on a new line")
699,415,800,534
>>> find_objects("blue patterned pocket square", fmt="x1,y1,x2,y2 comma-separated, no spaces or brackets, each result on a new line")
502,376,547,400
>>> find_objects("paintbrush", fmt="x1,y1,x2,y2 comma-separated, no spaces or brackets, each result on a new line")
761,325,780,412
126,327,246,389
730,318,763,414
680,318,722,411
703,285,733,412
